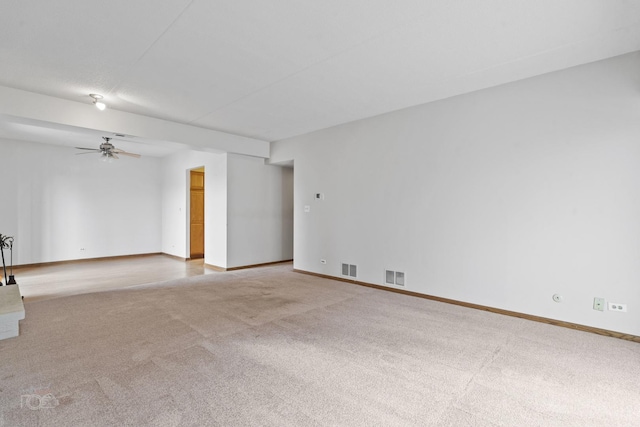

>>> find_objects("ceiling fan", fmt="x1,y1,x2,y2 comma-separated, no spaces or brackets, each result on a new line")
75,137,141,160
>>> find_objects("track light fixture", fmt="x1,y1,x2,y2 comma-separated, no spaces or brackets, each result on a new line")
89,94,106,111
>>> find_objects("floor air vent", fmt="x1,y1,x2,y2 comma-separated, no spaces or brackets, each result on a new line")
342,263,349,276
385,270,395,285
385,270,405,286
342,263,357,278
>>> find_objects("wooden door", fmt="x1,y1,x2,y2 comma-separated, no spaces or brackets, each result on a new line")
190,171,205,258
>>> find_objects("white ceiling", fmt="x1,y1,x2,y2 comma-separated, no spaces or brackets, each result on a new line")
1,0,639,151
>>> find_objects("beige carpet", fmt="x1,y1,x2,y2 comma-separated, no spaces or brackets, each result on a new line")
1,264,639,426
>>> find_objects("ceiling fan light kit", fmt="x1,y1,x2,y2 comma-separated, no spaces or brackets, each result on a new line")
101,153,116,163
89,93,106,111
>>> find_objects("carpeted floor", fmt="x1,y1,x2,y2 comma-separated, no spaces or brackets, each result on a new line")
1,264,639,426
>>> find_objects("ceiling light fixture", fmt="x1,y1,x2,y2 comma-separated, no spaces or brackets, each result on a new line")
89,94,106,111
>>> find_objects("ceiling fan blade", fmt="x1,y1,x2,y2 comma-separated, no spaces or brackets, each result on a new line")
111,153,120,159
75,151,101,155
113,150,141,158
75,147,100,150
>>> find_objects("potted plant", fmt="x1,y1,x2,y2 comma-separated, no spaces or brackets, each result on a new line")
0,233,14,285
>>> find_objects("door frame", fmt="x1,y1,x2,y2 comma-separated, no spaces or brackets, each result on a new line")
188,166,205,259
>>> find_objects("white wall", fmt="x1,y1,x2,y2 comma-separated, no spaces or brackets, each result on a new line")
160,150,226,267
270,51,640,336
0,138,162,264
0,141,291,270
161,151,293,269
205,154,228,268
227,154,293,268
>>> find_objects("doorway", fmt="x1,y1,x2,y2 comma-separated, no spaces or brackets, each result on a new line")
189,168,205,259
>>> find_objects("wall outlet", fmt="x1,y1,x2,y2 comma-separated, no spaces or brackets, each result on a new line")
593,297,605,311
608,302,627,312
